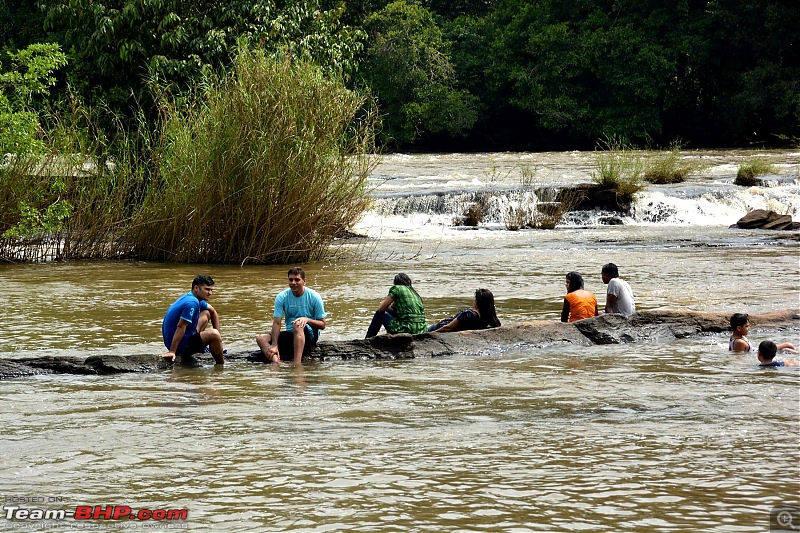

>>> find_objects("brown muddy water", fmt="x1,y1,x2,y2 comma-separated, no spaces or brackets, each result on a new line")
1,150,799,532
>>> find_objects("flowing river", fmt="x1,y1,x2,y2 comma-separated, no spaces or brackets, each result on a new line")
1,149,798,532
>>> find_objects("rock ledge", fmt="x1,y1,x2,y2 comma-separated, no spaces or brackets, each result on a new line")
2,309,797,379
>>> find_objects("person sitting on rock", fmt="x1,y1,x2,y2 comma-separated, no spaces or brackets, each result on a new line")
256,267,327,366
729,312,796,352
162,274,225,364
429,288,501,332
601,263,635,315
757,340,799,367
365,273,426,338
561,272,599,323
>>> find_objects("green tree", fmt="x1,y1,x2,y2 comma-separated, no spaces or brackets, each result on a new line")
358,0,479,146
42,0,364,113
0,42,67,154
481,0,696,144
696,0,800,143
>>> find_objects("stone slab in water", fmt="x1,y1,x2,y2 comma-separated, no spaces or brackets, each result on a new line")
2,309,797,379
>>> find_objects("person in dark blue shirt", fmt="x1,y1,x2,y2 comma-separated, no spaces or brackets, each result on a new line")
757,340,798,367
429,288,501,333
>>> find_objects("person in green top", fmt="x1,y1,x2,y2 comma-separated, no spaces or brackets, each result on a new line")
365,273,426,338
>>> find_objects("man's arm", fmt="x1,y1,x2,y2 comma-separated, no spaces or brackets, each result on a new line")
604,293,617,314
207,304,220,331
561,299,570,323
162,320,188,360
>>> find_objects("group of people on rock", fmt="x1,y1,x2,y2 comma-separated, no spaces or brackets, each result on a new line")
160,265,795,368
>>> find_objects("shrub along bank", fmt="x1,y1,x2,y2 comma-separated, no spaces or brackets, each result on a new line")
0,47,377,264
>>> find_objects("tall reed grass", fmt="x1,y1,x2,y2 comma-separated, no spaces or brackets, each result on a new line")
1,48,377,264
0,101,146,261
125,48,377,263
644,143,700,184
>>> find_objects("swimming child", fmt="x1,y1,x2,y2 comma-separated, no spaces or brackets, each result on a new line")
757,340,799,367
729,313,797,352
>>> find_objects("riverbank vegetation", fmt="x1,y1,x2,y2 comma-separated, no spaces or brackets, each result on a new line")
1,46,376,263
591,139,646,205
3,0,796,152
644,144,701,184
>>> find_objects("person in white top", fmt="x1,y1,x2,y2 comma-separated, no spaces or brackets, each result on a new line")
601,263,635,316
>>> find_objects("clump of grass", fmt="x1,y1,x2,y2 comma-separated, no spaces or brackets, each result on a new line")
502,166,580,230
591,136,645,203
456,191,492,226
644,143,699,184
735,159,775,186
1,48,377,264
124,47,378,264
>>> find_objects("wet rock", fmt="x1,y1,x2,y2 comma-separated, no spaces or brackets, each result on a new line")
562,184,632,213
735,209,796,230
598,216,624,225
2,309,797,379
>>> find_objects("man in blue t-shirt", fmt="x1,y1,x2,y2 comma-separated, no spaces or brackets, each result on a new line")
162,274,225,364
256,267,327,365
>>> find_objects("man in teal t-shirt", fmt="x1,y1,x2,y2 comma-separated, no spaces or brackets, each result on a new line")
256,267,327,365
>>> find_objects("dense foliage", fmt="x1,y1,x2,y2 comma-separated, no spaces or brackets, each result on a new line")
2,0,796,150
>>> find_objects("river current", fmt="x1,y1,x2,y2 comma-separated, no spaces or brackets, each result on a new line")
1,150,798,532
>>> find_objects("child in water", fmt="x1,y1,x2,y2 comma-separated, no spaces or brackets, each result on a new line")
757,340,799,367
728,313,797,352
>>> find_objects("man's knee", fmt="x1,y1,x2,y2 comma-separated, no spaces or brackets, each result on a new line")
202,328,221,344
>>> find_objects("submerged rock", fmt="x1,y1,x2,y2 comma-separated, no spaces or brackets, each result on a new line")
2,309,797,379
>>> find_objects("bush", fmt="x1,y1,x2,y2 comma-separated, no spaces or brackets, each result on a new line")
735,159,774,186
591,137,645,203
124,48,377,264
644,144,699,184
501,166,580,230
1,48,378,264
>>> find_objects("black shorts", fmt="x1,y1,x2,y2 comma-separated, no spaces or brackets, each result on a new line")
277,328,318,362
179,332,206,356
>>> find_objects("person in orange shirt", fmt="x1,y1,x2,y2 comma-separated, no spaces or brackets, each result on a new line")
561,271,598,323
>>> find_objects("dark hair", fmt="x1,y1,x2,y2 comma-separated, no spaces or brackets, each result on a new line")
601,263,619,278
393,273,420,298
288,267,306,280
475,288,501,328
730,313,749,330
758,340,777,360
394,273,413,286
192,274,215,289
565,271,584,292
